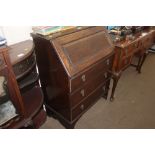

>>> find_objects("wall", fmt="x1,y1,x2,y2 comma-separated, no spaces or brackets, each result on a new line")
0,26,32,45
0,27,4,36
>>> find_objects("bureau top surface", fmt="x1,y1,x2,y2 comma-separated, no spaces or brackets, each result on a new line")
114,28,155,48
31,26,90,40
8,40,34,65
51,26,114,77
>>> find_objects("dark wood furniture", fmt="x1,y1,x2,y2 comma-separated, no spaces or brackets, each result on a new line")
0,43,46,129
0,46,25,128
110,27,155,101
31,26,115,128
8,40,39,93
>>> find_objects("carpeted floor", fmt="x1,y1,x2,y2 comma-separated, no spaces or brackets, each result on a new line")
41,53,155,129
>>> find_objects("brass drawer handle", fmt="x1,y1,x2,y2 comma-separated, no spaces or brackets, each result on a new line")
77,27,82,30
80,89,85,97
81,75,86,82
106,59,110,65
80,104,84,110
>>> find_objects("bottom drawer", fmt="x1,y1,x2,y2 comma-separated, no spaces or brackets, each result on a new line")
71,81,108,121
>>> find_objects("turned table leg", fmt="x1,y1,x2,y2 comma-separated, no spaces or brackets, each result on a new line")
137,51,148,73
136,55,142,73
110,72,121,101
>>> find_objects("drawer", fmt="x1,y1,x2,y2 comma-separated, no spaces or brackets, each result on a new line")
122,47,130,58
0,53,5,70
132,41,143,53
120,55,132,70
70,55,113,93
70,70,109,108
146,35,154,48
122,42,141,58
122,44,133,57
142,35,153,49
13,53,36,79
71,82,107,121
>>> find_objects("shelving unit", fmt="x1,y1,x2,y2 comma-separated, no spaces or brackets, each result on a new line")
0,41,46,129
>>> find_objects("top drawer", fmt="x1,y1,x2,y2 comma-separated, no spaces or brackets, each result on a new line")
121,41,143,58
0,53,6,70
142,34,154,49
70,55,114,93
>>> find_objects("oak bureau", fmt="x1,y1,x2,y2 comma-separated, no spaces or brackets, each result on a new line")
31,26,115,128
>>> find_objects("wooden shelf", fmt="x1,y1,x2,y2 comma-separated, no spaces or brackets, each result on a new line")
6,86,45,129
22,86,44,119
0,43,46,129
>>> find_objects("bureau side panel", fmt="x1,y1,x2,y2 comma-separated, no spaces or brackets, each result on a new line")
32,36,71,121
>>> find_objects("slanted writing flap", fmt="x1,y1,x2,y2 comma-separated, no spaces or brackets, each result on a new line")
52,27,114,77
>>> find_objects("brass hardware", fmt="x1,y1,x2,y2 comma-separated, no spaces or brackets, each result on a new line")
135,43,139,48
80,89,85,97
80,104,84,110
81,75,86,82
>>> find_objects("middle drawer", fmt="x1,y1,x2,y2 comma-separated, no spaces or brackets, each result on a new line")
70,70,110,108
